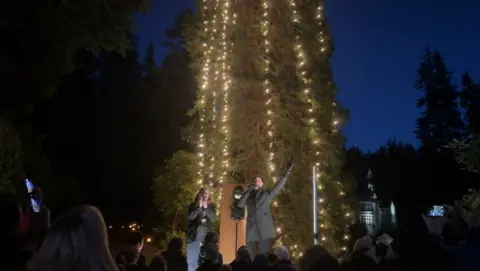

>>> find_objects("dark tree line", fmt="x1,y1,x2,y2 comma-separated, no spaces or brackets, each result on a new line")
0,3,196,225
31,43,195,224
345,48,480,227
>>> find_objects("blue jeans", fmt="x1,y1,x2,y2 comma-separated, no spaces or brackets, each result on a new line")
187,232,206,271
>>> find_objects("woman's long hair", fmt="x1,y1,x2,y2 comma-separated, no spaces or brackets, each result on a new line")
25,205,118,271
194,187,213,204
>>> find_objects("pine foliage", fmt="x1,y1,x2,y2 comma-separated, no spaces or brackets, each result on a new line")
184,0,355,253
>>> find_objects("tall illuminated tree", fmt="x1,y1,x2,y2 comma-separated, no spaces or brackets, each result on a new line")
184,0,355,254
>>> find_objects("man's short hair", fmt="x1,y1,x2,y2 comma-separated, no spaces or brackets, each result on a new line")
127,231,144,246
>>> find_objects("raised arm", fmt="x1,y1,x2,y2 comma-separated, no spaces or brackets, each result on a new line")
237,187,253,208
205,203,216,220
269,163,293,198
188,203,202,220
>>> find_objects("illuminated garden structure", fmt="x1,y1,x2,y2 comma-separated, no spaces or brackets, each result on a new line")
185,0,355,253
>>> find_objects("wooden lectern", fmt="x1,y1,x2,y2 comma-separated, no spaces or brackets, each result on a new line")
219,183,247,263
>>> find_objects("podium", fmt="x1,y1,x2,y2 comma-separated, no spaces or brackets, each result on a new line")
219,184,247,263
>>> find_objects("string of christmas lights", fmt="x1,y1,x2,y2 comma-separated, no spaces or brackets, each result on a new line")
289,0,327,248
314,3,351,251
206,0,221,188
213,0,233,205
218,0,232,186
196,0,214,186
288,0,350,251
261,1,276,183
260,0,283,239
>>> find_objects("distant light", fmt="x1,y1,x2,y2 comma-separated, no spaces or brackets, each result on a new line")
109,225,113,229
146,237,152,243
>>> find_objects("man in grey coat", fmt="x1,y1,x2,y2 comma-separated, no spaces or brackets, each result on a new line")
237,162,294,260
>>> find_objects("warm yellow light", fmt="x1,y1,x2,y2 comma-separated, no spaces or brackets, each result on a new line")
196,0,215,187
261,0,275,193
146,237,152,243
216,0,233,202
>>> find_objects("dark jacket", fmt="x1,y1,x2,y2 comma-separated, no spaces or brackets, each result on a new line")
124,265,150,271
267,259,296,271
450,228,480,271
198,244,223,267
187,202,216,243
116,249,147,266
230,260,252,271
161,250,188,271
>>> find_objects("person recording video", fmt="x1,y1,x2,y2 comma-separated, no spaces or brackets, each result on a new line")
237,161,294,260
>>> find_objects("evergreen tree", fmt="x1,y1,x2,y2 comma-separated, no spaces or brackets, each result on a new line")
152,150,198,232
183,0,355,253
150,11,204,231
415,48,464,153
0,118,23,193
460,72,480,134
35,50,101,214
1,0,147,113
0,0,147,200
145,41,156,75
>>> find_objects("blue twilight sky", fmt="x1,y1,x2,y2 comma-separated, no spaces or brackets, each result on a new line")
134,0,480,151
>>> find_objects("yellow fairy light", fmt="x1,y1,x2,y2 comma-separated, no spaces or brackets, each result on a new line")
217,0,233,198
289,0,326,225
315,2,352,250
261,0,276,183
196,0,214,186
286,0,352,251
260,0,286,249
206,0,221,189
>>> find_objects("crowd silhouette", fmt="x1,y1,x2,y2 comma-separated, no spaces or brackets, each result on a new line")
1,189,479,271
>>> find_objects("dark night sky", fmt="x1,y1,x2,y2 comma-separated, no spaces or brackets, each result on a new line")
134,0,480,151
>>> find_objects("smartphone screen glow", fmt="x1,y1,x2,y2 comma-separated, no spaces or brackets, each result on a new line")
429,205,444,217
24,179,40,213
